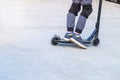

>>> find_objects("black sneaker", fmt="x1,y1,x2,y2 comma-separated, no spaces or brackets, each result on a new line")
64,32,73,41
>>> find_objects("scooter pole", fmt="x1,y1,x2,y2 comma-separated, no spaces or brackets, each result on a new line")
95,0,102,38
87,0,103,41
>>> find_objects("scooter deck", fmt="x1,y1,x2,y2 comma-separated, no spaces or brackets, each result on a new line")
70,38,87,49
54,38,91,49
56,39,91,44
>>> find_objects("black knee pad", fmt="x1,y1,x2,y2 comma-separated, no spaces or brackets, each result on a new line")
81,5,93,18
69,2,81,16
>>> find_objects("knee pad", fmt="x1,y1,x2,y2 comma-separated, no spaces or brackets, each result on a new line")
81,5,93,18
69,3,81,16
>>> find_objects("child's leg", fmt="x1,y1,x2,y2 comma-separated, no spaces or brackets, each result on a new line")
75,0,93,34
66,1,81,32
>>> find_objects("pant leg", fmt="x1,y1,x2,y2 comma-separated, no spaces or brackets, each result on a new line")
81,0,92,5
72,0,81,3
75,15,87,33
75,0,92,33
66,13,75,31
72,0,92,6
66,0,81,32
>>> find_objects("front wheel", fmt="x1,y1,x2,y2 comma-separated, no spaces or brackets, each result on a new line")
92,38,100,46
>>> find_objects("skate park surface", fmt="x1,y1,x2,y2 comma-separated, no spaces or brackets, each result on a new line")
0,0,120,80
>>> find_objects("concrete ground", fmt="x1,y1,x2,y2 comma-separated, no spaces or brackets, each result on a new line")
0,0,120,80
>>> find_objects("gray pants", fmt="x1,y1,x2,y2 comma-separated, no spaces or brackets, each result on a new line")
72,0,92,5
67,0,92,33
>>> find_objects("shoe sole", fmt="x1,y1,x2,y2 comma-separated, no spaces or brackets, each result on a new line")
70,38,87,49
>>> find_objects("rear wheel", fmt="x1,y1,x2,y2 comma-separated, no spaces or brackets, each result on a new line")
51,35,61,45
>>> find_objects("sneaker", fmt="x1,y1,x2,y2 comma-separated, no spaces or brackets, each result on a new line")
64,32,73,41
70,34,87,49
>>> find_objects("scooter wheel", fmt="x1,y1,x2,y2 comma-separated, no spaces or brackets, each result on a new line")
51,35,61,45
92,38,100,46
